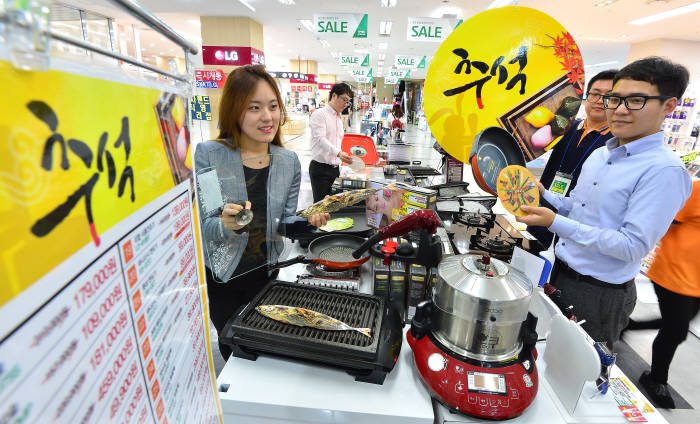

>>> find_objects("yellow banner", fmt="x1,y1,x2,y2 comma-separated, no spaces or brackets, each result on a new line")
424,6,584,163
0,60,190,306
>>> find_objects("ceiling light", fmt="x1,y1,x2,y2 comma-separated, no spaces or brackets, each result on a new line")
621,34,628,38
487,0,515,9
150,43,155,47
159,52,165,55
379,21,393,35
629,1,700,24
330,51,339,58
278,0,296,4
378,42,388,50
237,0,256,12
380,0,397,6
299,19,314,32
378,53,386,60
378,60,384,66
319,39,330,48
186,19,201,26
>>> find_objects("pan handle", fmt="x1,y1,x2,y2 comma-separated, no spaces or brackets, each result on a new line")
266,255,310,271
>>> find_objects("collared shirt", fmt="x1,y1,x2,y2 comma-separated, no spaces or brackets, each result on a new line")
539,118,613,191
545,131,692,283
309,104,343,166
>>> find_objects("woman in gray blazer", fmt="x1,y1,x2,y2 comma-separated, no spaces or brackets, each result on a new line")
195,65,328,358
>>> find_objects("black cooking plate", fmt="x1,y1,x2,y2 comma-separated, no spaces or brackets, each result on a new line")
469,127,526,195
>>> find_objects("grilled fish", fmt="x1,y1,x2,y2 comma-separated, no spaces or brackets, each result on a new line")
256,305,372,338
298,183,397,218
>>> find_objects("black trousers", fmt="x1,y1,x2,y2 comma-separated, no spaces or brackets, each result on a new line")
551,261,636,349
205,266,273,359
309,160,339,203
650,281,700,383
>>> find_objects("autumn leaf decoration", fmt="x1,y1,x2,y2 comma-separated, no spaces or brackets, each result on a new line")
539,32,585,95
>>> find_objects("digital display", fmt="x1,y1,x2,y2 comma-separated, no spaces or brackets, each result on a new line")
467,371,507,394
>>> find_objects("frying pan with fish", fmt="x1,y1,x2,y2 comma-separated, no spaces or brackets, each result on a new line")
262,234,372,272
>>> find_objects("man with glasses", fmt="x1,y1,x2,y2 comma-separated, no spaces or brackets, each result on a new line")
528,70,618,249
516,57,692,353
309,82,354,202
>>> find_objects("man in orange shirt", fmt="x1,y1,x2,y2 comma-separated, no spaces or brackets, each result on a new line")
637,177,700,408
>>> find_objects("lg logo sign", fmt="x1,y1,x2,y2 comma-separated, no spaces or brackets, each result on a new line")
214,50,239,62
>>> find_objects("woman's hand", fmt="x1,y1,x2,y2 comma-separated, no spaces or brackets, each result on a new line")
221,201,252,230
308,213,330,227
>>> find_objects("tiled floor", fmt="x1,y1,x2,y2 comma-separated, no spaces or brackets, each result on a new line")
208,113,700,423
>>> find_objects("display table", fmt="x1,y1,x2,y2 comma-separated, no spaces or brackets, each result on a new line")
435,345,670,424
217,241,671,424
216,325,435,424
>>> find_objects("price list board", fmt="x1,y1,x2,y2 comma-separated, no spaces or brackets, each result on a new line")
0,186,220,424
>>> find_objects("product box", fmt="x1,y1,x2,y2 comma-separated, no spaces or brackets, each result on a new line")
390,260,408,323
366,179,405,228
407,263,429,322
372,257,391,297
400,184,438,209
366,181,437,228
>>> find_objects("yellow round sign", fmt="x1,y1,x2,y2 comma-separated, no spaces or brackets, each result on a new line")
425,6,584,163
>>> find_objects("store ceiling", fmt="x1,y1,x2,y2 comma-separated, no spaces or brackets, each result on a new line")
66,0,700,81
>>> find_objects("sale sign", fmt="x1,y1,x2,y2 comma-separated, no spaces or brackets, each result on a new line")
314,13,368,38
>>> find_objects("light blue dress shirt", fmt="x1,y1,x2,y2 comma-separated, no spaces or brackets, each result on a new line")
545,131,692,283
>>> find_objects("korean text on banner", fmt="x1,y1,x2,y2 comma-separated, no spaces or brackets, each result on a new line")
0,59,222,424
314,13,368,38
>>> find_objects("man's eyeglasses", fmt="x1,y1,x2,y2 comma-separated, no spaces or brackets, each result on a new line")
584,93,604,103
340,96,352,105
602,95,672,110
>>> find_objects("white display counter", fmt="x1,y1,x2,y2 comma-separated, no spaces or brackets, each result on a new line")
216,241,671,424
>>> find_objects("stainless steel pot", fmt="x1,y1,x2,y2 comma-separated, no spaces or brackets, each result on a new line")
432,254,533,362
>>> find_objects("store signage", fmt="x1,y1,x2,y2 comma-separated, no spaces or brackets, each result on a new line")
338,53,370,67
202,45,265,66
195,69,226,83
318,82,334,90
291,74,317,84
314,13,368,38
407,17,453,42
394,55,428,69
268,71,315,83
388,68,411,79
191,95,212,121
385,76,400,84
0,59,222,423
356,76,373,83
351,67,372,77
291,85,313,92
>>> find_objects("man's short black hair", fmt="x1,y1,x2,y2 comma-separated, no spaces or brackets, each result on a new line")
613,57,689,99
329,82,353,102
586,69,618,94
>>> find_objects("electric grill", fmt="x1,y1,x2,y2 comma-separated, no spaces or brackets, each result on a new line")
220,281,403,384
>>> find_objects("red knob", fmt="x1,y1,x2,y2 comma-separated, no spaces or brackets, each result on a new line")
481,255,491,265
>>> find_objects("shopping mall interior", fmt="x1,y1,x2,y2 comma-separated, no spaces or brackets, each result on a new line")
2,1,700,423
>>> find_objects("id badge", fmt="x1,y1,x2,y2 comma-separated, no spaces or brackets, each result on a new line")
550,172,573,196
